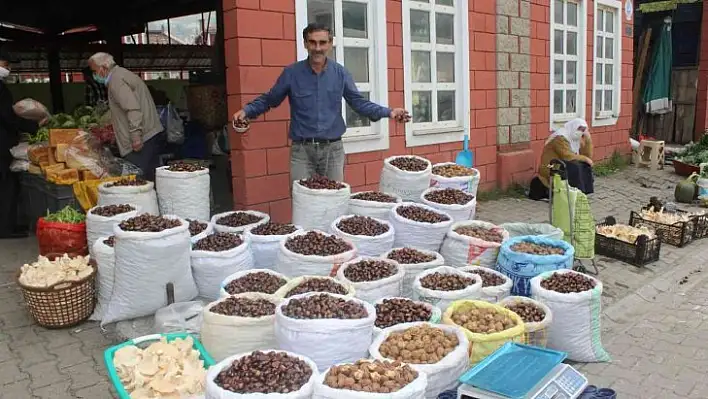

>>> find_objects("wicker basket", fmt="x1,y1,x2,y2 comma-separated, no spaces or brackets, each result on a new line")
17,258,96,329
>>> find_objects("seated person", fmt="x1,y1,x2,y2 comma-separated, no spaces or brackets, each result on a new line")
529,118,594,200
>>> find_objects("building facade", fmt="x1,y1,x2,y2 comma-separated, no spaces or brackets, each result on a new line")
223,0,634,222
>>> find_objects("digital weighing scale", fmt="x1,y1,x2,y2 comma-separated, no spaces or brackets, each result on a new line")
457,343,588,399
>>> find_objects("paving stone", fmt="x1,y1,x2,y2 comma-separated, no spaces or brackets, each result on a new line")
0,379,31,399
63,361,105,391
32,381,73,399
38,328,80,350
73,381,116,399
13,343,56,368
49,342,91,369
0,361,29,385
25,360,66,390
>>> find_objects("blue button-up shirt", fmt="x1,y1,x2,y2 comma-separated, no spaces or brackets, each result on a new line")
244,59,391,141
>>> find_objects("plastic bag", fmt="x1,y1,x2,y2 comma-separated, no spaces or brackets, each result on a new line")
440,221,509,268
497,296,553,347
420,187,477,223
153,301,203,335
459,266,512,303
244,226,304,270
292,180,351,232
348,191,402,220
86,204,140,259
500,222,564,240
331,215,395,257
201,293,282,362
155,166,210,220
13,98,50,121
372,297,442,337
389,203,453,252
275,230,357,277
496,235,574,296
379,156,432,202
65,131,111,178
429,162,481,196
211,210,270,234
205,350,319,399
413,266,483,311
221,269,290,298
158,103,185,145
10,142,29,160
190,220,214,244
90,236,115,321
442,300,526,365
274,293,376,371
10,159,29,172
369,322,470,399
336,257,404,303
102,216,198,326
530,270,610,362
380,248,445,298
36,217,88,256
313,363,428,399
98,180,159,215
191,234,255,300
273,276,355,299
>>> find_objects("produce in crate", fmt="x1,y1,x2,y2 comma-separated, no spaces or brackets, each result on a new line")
319,360,423,394
18,254,92,288
596,224,655,243
222,270,288,296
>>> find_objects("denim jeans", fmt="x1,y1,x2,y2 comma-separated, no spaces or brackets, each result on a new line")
290,140,345,181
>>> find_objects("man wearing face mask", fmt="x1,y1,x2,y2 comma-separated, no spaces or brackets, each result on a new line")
88,52,164,181
0,49,41,238
232,23,410,182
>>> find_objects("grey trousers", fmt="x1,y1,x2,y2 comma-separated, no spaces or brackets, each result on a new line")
290,140,345,181
123,132,166,181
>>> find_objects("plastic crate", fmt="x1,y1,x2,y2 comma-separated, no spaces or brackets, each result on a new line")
20,173,48,233
691,213,708,239
104,332,215,399
595,216,661,267
39,180,80,213
629,211,694,248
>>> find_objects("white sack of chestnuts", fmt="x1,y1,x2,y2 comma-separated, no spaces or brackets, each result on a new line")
188,219,214,244
348,191,402,220
97,179,159,216
211,210,270,234
274,276,355,299
389,203,454,252
274,292,377,372
429,162,481,196
369,322,470,399
331,215,395,257
86,203,141,259
244,222,304,269
372,297,442,337
459,266,512,303
440,220,509,268
155,164,211,221
313,359,428,399
190,232,255,301
201,293,282,362
382,248,445,298
336,257,405,304
530,270,610,363
220,269,290,298
292,175,351,232
412,266,483,311
497,296,553,348
89,236,116,321
379,155,433,202
275,230,357,277
420,187,477,223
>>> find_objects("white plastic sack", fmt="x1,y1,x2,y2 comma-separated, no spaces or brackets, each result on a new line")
275,230,357,277
153,301,203,335
102,216,198,326
459,266,512,303
98,181,159,216
191,234,255,300
372,297,442,337
10,143,29,161
313,363,428,399
429,162,481,196
273,276,355,299
211,210,270,234
201,293,282,362
205,350,318,399
497,296,553,348
86,204,141,259
379,156,432,202
155,166,210,220
369,322,470,399
413,266,483,311
89,236,115,321
13,98,50,121
244,226,303,270
10,159,29,172
330,215,395,257
530,270,610,362
420,187,477,223
389,203,453,252
336,257,404,303
440,221,509,268
292,180,351,232
275,293,376,371
381,248,446,298
348,191,402,220
220,269,290,298
190,221,214,244
500,222,564,240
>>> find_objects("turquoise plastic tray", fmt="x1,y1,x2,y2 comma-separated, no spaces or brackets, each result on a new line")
459,342,566,399
104,332,215,399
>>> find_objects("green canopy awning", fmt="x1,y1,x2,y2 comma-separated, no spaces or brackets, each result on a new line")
643,17,673,115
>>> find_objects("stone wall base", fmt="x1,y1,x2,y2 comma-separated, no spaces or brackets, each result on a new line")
497,149,535,189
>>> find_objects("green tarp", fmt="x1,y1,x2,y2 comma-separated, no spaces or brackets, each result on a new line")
643,17,673,115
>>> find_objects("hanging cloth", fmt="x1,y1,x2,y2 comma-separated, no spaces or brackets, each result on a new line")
643,17,673,115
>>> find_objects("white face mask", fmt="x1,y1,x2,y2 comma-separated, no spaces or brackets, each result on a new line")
0,67,9,80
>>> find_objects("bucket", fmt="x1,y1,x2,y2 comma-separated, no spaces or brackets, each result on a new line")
698,177,708,197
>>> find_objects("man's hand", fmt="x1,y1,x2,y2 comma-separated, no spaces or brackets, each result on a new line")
38,117,49,127
132,137,143,152
233,109,247,122
390,108,411,123
581,156,593,166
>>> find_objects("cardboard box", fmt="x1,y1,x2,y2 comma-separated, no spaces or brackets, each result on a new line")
55,144,68,162
41,162,65,175
28,146,50,164
81,169,100,181
49,128,80,146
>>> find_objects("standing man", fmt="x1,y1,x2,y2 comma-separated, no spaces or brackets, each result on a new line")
82,66,107,107
88,52,164,181
232,23,410,181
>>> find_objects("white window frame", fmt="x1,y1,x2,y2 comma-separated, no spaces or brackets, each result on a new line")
592,0,622,127
295,0,389,154
402,0,470,147
549,0,587,129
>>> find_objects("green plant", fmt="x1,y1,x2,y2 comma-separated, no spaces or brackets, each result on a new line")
593,151,629,177
477,183,526,202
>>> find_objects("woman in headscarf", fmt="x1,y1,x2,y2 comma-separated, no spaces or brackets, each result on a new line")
528,118,594,200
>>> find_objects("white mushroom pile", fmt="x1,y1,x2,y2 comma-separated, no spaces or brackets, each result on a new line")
113,336,207,398
639,208,694,224
18,254,92,288
596,224,655,244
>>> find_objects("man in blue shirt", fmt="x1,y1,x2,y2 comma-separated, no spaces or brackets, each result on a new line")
233,23,410,182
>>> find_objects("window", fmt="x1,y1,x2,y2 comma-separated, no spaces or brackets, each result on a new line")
402,0,470,146
550,0,586,125
593,0,622,126
295,0,389,153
